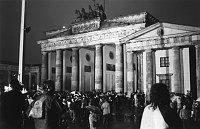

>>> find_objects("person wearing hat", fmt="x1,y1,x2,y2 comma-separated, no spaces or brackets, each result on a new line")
1,78,26,129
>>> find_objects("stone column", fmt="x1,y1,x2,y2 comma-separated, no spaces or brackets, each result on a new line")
55,50,62,91
146,49,153,102
127,51,134,97
63,50,66,91
172,47,181,93
137,53,143,90
48,52,52,80
37,72,40,86
180,48,184,93
29,72,31,91
71,48,79,91
133,53,138,92
115,43,123,93
95,44,103,92
41,51,48,84
123,44,127,93
195,45,200,98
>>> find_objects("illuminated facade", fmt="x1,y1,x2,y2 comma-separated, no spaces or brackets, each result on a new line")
38,12,200,99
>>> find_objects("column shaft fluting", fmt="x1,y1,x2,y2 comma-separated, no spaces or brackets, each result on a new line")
48,52,52,80
196,45,200,98
127,51,134,97
172,47,181,93
71,48,79,91
41,51,48,84
115,44,123,93
146,50,153,101
55,50,62,91
63,50,66,91
95,45,103,91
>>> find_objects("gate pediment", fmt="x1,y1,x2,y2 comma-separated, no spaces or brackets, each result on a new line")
122,23,200,51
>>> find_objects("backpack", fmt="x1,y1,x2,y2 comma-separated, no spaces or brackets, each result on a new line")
29,96,47,118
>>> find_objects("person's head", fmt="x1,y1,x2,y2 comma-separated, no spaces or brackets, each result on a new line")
150,83,171,109
104,97,108,102
42,80,55,93
10,78,23,91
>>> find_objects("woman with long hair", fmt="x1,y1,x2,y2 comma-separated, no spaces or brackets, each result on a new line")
140,83,182,129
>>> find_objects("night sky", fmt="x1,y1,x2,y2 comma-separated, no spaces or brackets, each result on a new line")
0,0,200,64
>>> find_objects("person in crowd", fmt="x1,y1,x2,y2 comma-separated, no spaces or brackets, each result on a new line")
191,100,199,122
140,83,182,129
193,100,200,122
59,98,69,127
88,110,98,129
80,96,89,127
177,96,182,114
73,95,82,126
65,106,76,128
134,90,140,107
87,100,101,129
99,97,104,107
26,80,65,129
101,97,111,128
179,104,191,129
1,78,26,129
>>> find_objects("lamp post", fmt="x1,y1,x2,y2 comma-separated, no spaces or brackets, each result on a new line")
18,0,26,83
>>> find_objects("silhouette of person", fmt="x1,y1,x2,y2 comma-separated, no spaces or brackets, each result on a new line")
1,78,26,129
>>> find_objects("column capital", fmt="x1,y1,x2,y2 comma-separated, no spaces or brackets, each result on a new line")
145,49,152,52
56,49,62,52
172,46,180,50
195,44,200,49
42,51,48,55
95,44,103,48
127,51,134,54
145,49,157,52
115,41,121,45
72,47,79,51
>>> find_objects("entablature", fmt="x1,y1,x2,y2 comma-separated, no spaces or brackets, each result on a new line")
38,23,145,52
126,32,200,52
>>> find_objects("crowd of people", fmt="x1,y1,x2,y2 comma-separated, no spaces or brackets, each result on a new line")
1,78,200,129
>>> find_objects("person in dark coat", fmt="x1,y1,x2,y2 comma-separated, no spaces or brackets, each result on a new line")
1,78,26,129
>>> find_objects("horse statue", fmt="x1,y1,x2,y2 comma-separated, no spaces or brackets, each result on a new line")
88,5,96,19
94,3,107,21
75,9,82,22
81,8,89,20
74,3,106,22
98,4,107,21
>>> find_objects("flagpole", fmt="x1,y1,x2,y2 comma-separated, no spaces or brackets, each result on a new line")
18,0,26,83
